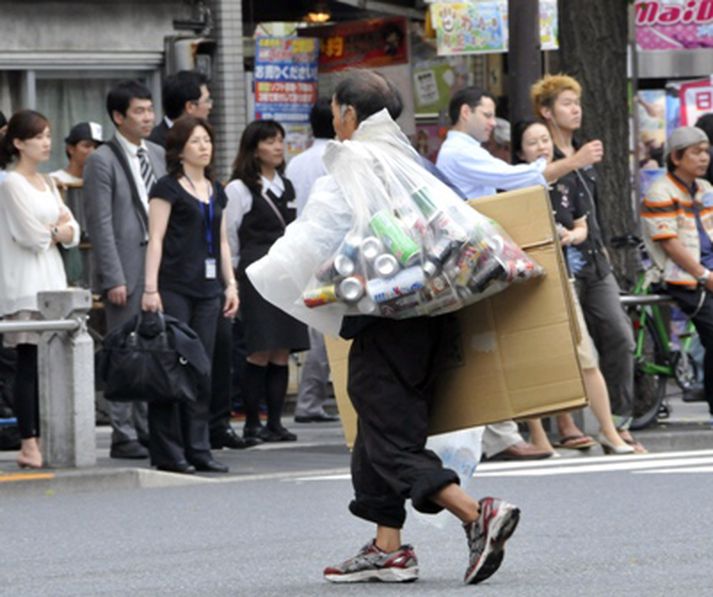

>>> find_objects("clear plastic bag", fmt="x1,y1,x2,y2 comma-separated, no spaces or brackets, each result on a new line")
246,110,543,336
300,111,543,319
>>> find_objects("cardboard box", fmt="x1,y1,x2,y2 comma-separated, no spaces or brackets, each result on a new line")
326,186,587,447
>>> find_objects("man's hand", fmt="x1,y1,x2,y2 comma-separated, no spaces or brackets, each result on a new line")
107,285,128,306
705,274,713,294
574,140,604,169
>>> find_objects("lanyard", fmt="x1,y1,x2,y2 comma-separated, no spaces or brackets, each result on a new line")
185,176,216,256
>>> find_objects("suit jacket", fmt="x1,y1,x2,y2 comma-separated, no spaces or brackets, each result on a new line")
84,136,166,295
148,121,169,148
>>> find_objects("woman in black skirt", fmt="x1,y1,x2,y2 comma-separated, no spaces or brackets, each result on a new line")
142,115,238,473
225,120,308,442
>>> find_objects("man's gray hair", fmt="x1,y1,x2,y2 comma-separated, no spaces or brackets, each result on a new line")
333,70,403,125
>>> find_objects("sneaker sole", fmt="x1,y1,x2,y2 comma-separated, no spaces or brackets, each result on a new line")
324,566,419,583
464,505,520,585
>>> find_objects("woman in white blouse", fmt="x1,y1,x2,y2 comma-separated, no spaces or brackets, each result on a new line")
225,120,308,444
0,110,80,469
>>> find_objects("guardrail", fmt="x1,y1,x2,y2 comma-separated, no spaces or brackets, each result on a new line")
1,289,96,468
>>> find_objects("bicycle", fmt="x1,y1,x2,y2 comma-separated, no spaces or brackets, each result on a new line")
612,235,699,430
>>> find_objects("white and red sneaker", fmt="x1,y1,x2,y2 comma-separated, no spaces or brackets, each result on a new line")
323,540,419,583
463,497,520,585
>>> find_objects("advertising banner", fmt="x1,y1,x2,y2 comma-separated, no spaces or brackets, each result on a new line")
431,0,558,56
253,37,319,124
678,77,713,125
309,17,409,72
636,0,713,50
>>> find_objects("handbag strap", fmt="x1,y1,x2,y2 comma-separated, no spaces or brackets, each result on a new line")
261,188,287,229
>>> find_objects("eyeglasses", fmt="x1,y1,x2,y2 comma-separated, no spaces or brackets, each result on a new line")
192,97,214,107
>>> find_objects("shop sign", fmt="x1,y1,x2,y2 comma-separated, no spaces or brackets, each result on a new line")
309,17,409,72
678,77,713,125
254,37,319,123
430,0,558,56
636,0,713,50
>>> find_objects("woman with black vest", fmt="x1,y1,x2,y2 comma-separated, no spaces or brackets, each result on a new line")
225,120,308,443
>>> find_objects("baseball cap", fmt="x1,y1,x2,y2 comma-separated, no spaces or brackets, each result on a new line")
666,126,708,157
65,121,103,145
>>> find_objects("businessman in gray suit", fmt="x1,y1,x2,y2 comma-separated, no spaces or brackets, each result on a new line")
84,80,166,459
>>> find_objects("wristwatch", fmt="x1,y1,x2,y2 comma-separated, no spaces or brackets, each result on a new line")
696,269,710,285
51,226,59,238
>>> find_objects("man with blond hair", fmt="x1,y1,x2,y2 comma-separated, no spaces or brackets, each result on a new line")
531,74,643,452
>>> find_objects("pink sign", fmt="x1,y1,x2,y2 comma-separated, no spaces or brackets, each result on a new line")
636,0,713,50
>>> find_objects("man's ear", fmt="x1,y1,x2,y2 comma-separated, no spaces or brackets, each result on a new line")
458,103,471,123
539,106,552,122
112,110,124,127
184,100,197,116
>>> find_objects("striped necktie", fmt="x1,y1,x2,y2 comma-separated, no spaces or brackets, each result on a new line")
137,147,157,193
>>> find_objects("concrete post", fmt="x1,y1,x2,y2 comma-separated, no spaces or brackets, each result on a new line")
37,289,96,468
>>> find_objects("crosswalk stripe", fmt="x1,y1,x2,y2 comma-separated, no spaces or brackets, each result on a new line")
635,465,713,474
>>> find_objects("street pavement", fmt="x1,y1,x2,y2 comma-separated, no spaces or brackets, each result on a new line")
1,395,711,595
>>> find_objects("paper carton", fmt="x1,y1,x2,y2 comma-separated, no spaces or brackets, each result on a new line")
326,186,587,447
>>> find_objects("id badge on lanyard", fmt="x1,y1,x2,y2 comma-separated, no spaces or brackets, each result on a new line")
203,191,217,280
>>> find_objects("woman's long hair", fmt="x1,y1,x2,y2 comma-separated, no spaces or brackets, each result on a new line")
0,110,50,169
229,120,285,192
165,115,215,180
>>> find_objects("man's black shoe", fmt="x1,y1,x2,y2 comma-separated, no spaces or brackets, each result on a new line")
157,462,196,474
110,440,149,459
294,413,340,423
191,458,229,473
211,426,258,449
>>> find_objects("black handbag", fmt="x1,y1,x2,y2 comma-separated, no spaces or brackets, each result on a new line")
100,311,208,404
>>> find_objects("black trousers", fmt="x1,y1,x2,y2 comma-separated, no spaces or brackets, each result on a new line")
576,272,636,421
14,344,38,439
667,285,713,416
347,316,460,529
210,298,233,433
148,290,221,467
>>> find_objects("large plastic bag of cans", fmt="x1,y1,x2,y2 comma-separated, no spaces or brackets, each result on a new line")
300,111,544,320
246,110,543,336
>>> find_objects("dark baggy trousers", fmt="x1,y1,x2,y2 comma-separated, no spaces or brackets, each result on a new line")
667,285,713,416
346,316,460,529
576,272,636,422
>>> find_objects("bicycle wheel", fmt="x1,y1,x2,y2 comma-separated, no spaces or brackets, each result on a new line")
631,315,668,430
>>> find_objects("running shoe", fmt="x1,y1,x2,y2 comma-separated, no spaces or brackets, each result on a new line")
323,540,419,583
463,497,520,585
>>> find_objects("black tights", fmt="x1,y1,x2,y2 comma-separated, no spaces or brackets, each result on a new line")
14,344,39,439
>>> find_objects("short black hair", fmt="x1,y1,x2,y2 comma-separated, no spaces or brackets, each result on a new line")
309,98,335,139
106,80,152,126
333,70,403,125
448,86,496,126
696,113,713,144
162,71,208,120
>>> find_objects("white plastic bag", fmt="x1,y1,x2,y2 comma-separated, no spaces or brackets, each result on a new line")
247,110,543,336
410,426,484,529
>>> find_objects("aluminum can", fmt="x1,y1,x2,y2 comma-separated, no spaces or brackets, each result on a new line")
411,187,438,218
367,266,425,303
374,253,400,278
315,254,355,282
361,236,384,262
369,210,421,266
468,259,507,293
337,276,365,303
453,241,489,287
357,295,378,315
428,236,459,266
428,210,468,243
378,293,423,318
341,234,361,261
422,259,440,279
303,285,338,308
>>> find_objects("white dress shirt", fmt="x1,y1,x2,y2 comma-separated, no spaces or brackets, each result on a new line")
436,130,547,199
115,130,151,210
285,138,330,216
224,174,287,269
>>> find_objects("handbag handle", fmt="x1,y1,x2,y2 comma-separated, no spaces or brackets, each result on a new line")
129,310,169,349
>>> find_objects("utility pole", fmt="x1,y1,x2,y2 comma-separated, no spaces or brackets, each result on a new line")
508,0,541,126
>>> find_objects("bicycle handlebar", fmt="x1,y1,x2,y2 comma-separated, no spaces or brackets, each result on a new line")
619,293,672,306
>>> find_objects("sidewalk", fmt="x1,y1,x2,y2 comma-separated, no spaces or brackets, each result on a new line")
1,394,710,497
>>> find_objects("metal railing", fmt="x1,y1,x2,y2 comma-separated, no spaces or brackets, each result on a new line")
0,318,82,334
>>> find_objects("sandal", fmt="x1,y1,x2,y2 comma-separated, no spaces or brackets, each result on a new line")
554,434,598,450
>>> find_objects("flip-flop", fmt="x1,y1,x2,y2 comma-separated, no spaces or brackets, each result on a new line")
554,434,598,450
